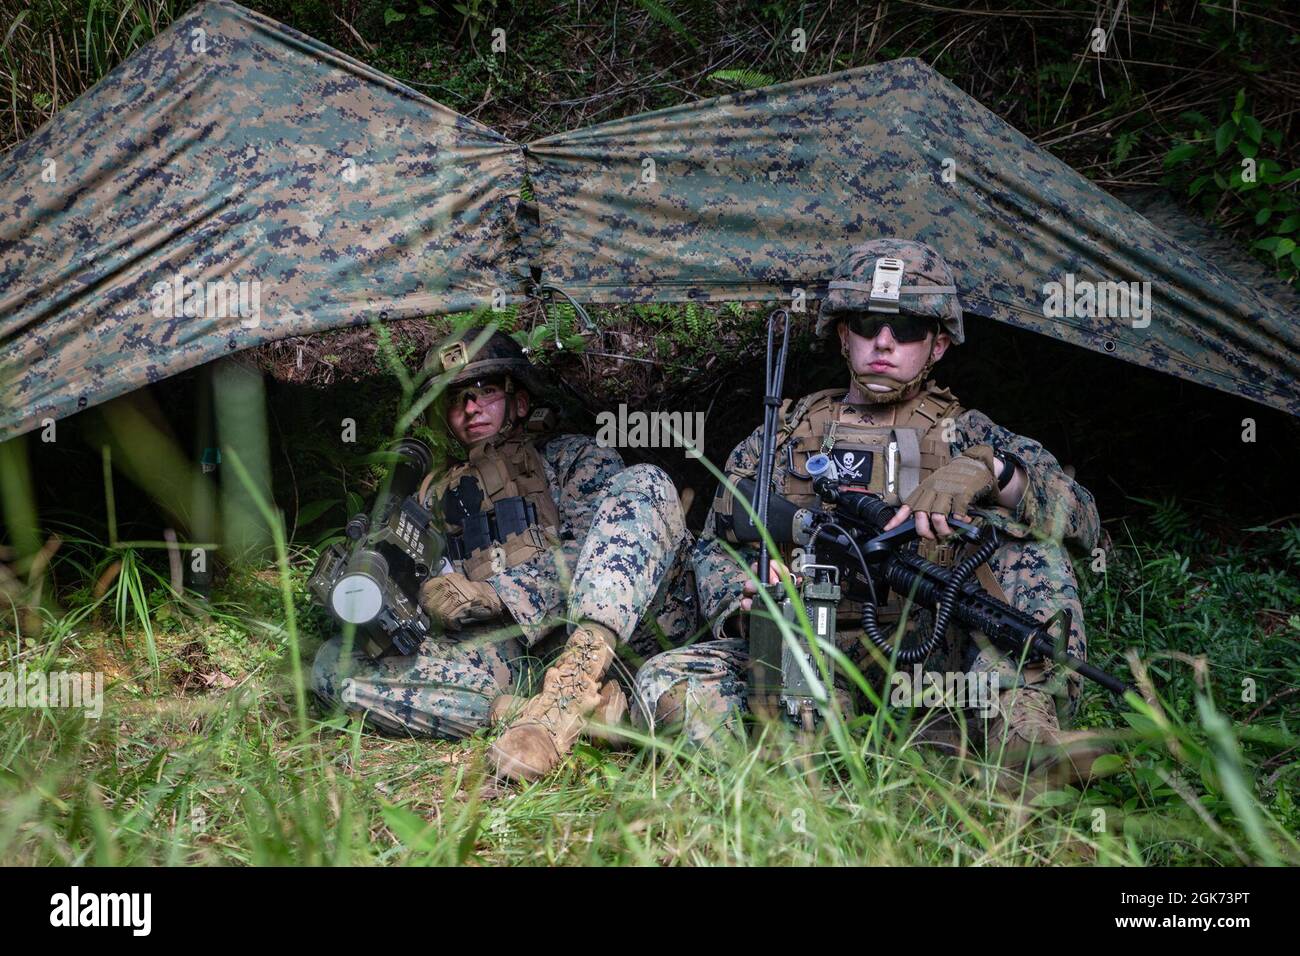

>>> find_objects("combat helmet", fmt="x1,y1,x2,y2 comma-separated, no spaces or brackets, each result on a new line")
816,238,964,344
422,326,550,398
421,326,554,435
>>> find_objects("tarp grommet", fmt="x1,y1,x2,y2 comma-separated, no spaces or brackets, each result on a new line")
77,396,87,408
1102,339,1116,353
227,338,237,350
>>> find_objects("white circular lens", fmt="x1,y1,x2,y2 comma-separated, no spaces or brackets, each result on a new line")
331,573,383,624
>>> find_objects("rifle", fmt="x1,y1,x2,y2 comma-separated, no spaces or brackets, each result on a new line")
731,462,1131,727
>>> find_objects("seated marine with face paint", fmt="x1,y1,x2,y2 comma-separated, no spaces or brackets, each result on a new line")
311,328,699,782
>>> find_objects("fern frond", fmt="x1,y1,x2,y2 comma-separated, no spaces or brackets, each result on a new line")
634,0,695,45
708,68,774,90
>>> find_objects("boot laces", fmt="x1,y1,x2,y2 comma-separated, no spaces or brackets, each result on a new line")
529,632,606,725
998,687,1059,746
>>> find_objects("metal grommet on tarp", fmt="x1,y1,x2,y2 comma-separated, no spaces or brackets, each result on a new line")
1103,339,1116,353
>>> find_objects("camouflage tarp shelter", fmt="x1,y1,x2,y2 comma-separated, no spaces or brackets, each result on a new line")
3,0,1298,443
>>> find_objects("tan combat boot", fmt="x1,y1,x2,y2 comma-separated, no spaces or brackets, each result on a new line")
488,693,522,725
489,622,618,782
584,679,630,746
985,686,1112,795
488,680,628,743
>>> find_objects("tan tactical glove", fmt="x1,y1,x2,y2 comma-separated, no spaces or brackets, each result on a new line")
903,444,1000,518
419,573,505,631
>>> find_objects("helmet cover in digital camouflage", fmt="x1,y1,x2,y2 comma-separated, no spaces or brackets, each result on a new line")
816,238,964,344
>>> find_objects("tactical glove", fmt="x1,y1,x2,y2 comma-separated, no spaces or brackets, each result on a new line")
419,573,505,631
903,444,1000,518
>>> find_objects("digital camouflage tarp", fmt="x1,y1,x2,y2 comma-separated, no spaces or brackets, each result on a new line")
529,60,1299,416
2,0,1297,442
0,1,526,440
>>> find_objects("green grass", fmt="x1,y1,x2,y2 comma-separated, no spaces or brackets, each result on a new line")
3,0,1296,865
2,502,1296,866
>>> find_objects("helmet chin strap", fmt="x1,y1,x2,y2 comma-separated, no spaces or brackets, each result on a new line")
841,339,935,405
498,376,519,433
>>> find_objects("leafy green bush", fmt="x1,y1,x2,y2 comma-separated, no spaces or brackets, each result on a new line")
1163,89,1300,285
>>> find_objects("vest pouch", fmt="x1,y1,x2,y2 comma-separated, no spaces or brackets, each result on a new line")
493,496,535,541
824,429,892,497
462,526,556,582
781,436,819,501
459,511,492,557
463,544,507,582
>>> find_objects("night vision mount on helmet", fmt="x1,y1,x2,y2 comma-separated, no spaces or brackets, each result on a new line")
424,327,552,397
816,238,965,344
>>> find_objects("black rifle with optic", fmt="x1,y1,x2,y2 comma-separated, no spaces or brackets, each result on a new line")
729,464,1131,699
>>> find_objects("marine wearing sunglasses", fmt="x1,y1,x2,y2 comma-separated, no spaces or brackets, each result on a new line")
840,311,940,343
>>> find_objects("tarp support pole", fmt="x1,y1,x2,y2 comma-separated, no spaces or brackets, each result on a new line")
185,365,217,598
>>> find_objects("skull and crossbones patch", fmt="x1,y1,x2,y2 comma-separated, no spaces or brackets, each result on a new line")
830,447,872,482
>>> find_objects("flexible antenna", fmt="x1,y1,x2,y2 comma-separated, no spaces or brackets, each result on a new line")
756,308,791,584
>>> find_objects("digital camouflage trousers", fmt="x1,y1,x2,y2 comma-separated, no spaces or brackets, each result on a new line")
633,536,1087,744
311,464,701,739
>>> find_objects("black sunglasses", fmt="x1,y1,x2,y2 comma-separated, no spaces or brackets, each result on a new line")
842,313,938,343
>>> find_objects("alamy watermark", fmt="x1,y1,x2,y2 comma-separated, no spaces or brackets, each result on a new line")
1042,274,1151,328
595,404,704,457
889,665,1000,718
50,886,151,936
151,272,262,328
1,665,104,718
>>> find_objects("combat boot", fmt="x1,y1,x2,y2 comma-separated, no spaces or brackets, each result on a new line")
487,680,628,744
985,686,1112,795
489,622,618,782
488,693,521,725
584,680,630,745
